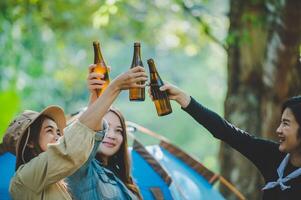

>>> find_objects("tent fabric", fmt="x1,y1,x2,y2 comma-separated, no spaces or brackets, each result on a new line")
159,141,219,184
131,139,225,199
126,121,245,200
145,145,225,200
131,149,174,200
133,140,172,185
0,152,15,200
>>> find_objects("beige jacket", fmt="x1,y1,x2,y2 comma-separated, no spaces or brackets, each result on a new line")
9,121,95,200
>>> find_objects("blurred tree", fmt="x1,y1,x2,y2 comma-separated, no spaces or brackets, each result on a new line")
221,0,301,199
181,0,301,199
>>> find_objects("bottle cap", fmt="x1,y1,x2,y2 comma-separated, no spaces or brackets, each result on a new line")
134,42,141,47
93,41,100,46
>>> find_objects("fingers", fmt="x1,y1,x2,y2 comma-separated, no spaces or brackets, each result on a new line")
130,66,145,73
129,76,148,84
159,83,171,91
87,72,106,91
122,69,148,84
88,64,96,73
88,79,106,85
88,85,105,90
132,82,147,88
88,64,111,74
88,72,104,80
131,71,148,79
88,81,106,91
147,87,176,101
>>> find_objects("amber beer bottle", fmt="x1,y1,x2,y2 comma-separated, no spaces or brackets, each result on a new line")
129,42,145,101
147,59,172,116
92,41,110,97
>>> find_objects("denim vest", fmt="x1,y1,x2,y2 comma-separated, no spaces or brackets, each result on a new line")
66,123,138,200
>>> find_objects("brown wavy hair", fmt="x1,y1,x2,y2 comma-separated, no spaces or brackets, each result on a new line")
99,107,142,200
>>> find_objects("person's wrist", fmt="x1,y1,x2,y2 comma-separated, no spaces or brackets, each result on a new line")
177,92,191,108
88,93,97,106
107,81,121,93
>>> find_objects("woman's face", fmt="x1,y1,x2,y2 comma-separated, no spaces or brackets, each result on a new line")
99,111,124,158
277,108,301,153
38,118,61,151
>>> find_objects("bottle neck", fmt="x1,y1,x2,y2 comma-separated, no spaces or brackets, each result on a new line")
148,64,157,74
150,71,164,86
134,46,141,57
94,45,106,66
132,46,142,67
148,59,163,84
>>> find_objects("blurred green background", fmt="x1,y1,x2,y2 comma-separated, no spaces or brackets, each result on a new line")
0,0,228,172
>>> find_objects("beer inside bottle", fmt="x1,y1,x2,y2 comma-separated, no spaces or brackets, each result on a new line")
129,42,145,101
147,58,172,116
93,41,110,97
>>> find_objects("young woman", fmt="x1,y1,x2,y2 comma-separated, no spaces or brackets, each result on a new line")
67,64,142,200
8,66,147,200
151,82,301,200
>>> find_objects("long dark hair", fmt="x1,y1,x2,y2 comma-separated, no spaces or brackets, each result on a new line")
16,114,69,191
101,108,142,200
16,114,51,170
282,96,301,138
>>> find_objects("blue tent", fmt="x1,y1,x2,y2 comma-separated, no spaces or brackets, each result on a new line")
127,121,245,200
0,152,15,200
130,142,225,200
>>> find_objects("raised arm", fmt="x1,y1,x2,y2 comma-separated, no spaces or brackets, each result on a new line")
80,66,147,130
156,82,280,174
10,67,148,194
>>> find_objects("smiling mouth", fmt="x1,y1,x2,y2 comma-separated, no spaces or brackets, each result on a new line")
279,136,285,144
102,141,116,148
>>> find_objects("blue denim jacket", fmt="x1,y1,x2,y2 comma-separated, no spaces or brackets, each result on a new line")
66,122,138,200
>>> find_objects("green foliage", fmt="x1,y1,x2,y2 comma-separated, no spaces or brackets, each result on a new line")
0,90,20,141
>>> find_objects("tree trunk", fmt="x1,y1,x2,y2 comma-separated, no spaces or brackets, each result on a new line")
261,0,301,140
220,0,301,199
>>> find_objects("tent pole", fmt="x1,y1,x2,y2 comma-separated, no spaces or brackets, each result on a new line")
218,176,246,200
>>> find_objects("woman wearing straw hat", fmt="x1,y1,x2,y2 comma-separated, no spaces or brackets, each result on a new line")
66,64,142,200
8,66,147,200
149,82,301,200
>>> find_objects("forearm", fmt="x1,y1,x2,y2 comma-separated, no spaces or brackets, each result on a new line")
72,120,108,174
79,83,120,131
182,97,279,168
88,93,97,106
87,94,102,131
182,97,229,140
182,97,261,145
175,90,191,108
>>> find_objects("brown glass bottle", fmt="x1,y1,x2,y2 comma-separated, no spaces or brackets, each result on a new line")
129,42,145,101
147,58,172,116
93,41,110,97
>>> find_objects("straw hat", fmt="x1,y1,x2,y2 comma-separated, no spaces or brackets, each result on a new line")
0,106,66,167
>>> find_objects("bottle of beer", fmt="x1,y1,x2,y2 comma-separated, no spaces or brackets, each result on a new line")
147,58,172,116
92,41,110,97
129,42,145,101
